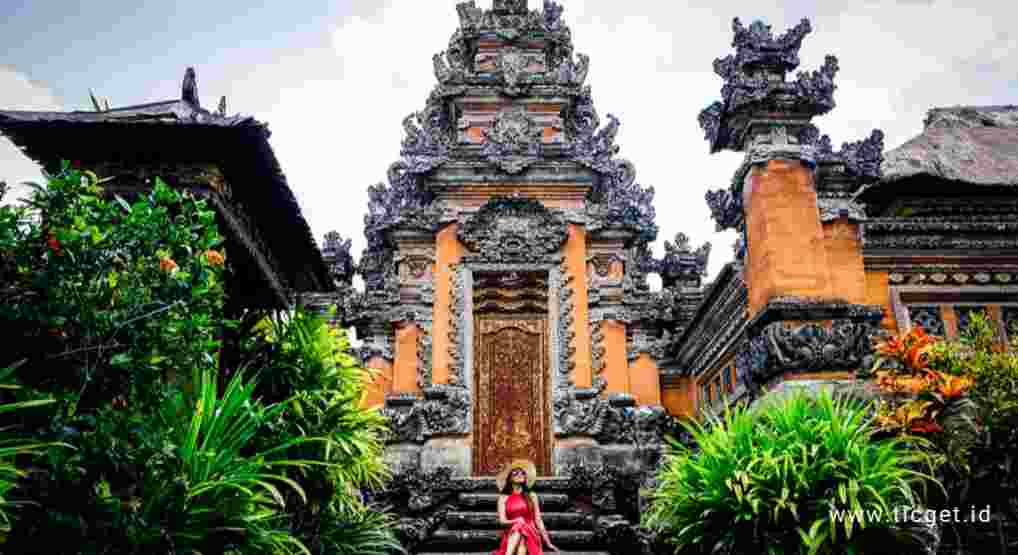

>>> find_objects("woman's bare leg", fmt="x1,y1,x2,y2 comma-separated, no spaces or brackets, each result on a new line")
514,541,530,555
505,531,522,555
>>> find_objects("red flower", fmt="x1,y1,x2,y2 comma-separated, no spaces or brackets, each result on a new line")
159,257,179,273
47,234,62,256
204,250,225,267
908,419,944,434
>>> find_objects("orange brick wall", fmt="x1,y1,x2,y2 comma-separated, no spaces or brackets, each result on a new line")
864,270,898,332
744,159,833,315
822,217,866,304
600,320,630,395
565,225,593,389
361,355,393,409
431,224,465,385
662,377,695,418
629,353,661,406
393,322,421,394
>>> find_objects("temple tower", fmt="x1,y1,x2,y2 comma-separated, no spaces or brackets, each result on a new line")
322,0,707,482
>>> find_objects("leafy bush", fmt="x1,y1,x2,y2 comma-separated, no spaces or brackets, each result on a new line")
0,361,72,535
645,391,940,555
0,165,399,553
908,312,1018,554
243,308,399,554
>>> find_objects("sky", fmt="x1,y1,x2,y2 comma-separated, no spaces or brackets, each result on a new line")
1,0,1016,283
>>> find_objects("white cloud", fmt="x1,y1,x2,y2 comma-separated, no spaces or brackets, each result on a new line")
2,1,1015,282
0,67,62,204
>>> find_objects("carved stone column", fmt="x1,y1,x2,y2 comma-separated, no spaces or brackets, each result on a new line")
699,18,887,396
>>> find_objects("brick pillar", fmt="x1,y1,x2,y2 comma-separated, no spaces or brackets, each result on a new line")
393,322,421,394
565,225,592,389
431,224,464,385
600,320,630,395
743,158,834,316
823,217,867,305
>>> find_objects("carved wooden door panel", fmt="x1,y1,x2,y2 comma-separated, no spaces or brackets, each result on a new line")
473,315,551,476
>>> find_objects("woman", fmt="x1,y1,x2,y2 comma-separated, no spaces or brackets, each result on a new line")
492,459,560,555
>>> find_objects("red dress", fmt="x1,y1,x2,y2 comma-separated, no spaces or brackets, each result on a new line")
492,492,543,555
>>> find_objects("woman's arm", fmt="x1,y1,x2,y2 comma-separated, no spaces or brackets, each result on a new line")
531,492,560,551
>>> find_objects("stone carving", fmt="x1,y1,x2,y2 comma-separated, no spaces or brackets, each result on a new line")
862,218,1018,251
699,17,841,153
907,305,945,336
498,47,530,95
818,196,867,222
753,320,880,379
446,266,468,388
590,319,606,389
400,110,453,171
493,0,527,13
730,17,812,71
555,259,577,397
698,101,724,148
542,0,564,31
705,188,742,231
382,385,471,444
659,233,711,288
481,106,544,173
807,126,886,182
458,196,569,261
416,323,434,389
455,1,482,28
554,52,589,86
837,129,884,180
321,231,354,287
794,54,839,115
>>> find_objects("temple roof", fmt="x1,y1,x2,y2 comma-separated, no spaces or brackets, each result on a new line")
0,69,332,299
881,105,1018,187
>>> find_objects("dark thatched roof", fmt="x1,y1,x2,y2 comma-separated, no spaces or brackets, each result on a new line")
881,105,1018,187
0,91,332,303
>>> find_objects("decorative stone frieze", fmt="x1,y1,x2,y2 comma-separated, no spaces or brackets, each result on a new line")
457,196,568,260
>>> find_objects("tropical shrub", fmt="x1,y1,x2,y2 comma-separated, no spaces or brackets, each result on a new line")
0,361,72,535
645,390,940,555
878,312,1018,554
0,164,399,553
242,308,399,554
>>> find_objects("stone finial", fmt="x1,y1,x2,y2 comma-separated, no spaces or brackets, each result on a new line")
698,17,839,154
182,67,199,107
493,0,528,14
731,17,811,72
322,231,355,287
659,233,711,288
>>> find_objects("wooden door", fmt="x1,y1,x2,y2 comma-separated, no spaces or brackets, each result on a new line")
473,315,551,476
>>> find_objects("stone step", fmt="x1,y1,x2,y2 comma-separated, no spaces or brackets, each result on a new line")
424,528,598,552
458,492,572,511
418,552,610,555
445,511,593,530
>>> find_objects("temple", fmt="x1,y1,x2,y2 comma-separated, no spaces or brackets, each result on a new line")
2,1,1016,552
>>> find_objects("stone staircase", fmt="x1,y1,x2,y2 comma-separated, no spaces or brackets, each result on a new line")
368,470,653,555
419,490,603,554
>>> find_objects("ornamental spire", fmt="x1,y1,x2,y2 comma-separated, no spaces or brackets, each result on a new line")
698,17,837,155
493,0,528,14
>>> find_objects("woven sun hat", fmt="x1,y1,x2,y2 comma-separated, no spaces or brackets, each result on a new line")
496,459,537,491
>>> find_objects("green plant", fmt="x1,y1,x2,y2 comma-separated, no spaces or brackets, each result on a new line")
130,366,341,554
645,390,941,555
243,307,399,554
0,361,73,535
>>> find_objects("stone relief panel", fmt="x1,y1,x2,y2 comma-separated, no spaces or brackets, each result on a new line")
907,305,946,336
